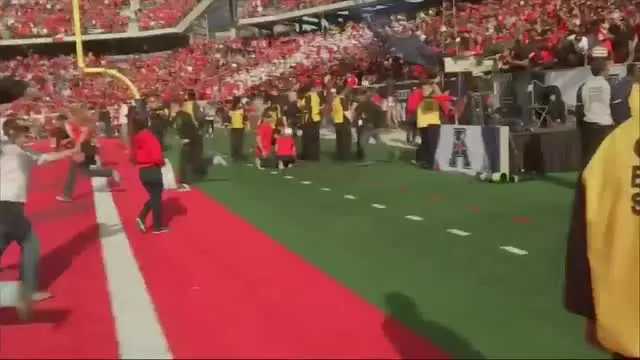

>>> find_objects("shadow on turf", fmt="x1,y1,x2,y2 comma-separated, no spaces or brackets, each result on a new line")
163,196,188,225
383,292,486,359
0,224,114,326
1,224,116,289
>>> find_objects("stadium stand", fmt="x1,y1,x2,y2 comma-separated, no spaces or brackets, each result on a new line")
0,0,639,120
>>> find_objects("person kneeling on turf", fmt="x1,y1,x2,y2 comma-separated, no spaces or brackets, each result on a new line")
255,117,274,169
275,126,296,169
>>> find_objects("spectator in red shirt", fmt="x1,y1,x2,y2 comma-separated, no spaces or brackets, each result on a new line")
58,107,120,202
255,117,274,169
131,113,167,234
276,126,297,169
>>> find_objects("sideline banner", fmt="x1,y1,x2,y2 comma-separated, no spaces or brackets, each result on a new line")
434,125,509,175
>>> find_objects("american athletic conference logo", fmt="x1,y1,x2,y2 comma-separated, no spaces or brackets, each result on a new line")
449,128,472,169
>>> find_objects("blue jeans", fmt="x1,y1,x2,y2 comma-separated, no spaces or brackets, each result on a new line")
0,202,40,296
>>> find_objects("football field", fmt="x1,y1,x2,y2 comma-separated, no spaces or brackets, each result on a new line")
0,133,606,359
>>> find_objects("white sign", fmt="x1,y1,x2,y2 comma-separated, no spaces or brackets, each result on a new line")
434,125,488,175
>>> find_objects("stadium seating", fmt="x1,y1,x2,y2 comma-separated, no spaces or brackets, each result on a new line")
0,0,638,119
238,0,340,19
1,0,130,38
137,0,199,30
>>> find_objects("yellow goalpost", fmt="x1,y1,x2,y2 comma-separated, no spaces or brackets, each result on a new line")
71,0,141,100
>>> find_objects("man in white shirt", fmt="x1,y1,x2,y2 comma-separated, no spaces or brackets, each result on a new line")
0,118,80,320
576,57,615,168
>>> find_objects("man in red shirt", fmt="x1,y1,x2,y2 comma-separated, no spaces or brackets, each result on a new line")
255,117,274,169
57,107,120,202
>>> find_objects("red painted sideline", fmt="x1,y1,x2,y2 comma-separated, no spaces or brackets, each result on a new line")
101,141,448,359
0,142,118,358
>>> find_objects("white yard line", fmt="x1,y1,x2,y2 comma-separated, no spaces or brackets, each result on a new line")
405,215,423,221
500,246,529,255
446,229,471,236
300,181,312,185
343,194,357,199
283,175,294,179
269,171,278,174
371,204,387,209
92,159,172,359
320,187,331,191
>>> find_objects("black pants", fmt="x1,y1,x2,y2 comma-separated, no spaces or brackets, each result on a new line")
580,123,614,169
416,125,439,168
138,167,164,230
406,113,417,143
334,122,352,161
300,122,320,161
178,135,207,184
229,127,245,161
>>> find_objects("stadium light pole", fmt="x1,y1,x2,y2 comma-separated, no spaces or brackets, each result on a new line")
70,0,141,99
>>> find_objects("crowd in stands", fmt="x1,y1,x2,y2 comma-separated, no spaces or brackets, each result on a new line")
0,0,200,38
0,0,130,38
0,24,372,118
1,0,640,120
237,0,338,19
137,0,198,30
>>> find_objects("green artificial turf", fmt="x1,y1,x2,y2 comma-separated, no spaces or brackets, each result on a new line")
164,130,604,359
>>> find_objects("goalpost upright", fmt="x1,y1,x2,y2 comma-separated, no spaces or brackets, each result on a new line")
70,0,141,100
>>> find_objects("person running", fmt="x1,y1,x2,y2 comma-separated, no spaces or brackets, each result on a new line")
130,114,168,234
0,118,82,320
57,106,120,202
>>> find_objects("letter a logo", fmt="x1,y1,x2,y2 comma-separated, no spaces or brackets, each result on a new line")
449,128,472,169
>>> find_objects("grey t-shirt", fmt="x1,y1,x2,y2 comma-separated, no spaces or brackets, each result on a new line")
0,143,54,203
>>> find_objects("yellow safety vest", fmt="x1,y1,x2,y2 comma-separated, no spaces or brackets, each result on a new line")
230,109,244,129
416,97,441,128
332,96,345,124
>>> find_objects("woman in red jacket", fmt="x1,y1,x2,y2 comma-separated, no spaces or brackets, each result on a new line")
131,115,167,234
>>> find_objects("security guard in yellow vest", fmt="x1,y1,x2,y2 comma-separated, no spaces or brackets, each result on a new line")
564,82,639,359
299,85,322,161
415,82,442,167
229,99,247,162
332,87,351,160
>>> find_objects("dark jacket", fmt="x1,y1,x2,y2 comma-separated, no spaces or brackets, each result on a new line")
0,76,29,105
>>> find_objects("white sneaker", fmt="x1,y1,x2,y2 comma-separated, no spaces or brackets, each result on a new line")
177,184,191,192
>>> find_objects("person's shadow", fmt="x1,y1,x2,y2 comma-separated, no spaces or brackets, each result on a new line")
382,291,486,359
0,224,117,326
163,196,188,226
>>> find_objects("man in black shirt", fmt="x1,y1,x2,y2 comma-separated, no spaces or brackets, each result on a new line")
507,39,535,127
611,63,638,125
354,90,397,164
